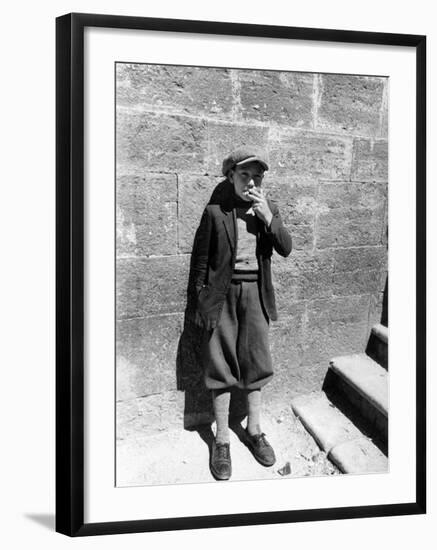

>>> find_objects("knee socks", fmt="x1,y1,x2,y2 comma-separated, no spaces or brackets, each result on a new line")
211,388,263,441
246,388,262,436
211,389,231,444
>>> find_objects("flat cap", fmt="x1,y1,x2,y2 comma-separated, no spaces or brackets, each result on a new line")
222,147,269,176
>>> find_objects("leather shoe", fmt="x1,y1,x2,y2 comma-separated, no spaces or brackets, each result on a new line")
245,429,276,467
210,440,231,480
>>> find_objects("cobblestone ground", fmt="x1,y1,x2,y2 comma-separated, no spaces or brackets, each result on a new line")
117,403,340,487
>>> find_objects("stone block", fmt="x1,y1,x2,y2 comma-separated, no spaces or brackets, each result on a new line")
318,181,387,210
116,315,183,399
317,75,385,136
178,175,225,253
333,246,387,273
307,294,370,327
117,255,190,319
316,207,386,249
371,323,388,345
351,139,388,182
330,353,388,416
381,203,388,246
272,250,334,305
286,224,314,251
262,181,317,251
332,269,385,297
380,81,389,138
116,174,177,257
291,392,363,452
380,108,388,139
330,373,388,441
265,311,331,400
266,181,318,227
328,438,388,474
116,110,208,174
265,362,329,402
303,320,367,367
238,70,313,127
302,296,370,363
268,130,353,180
116,63,234,117
367,288,387,338
269,305,306,364
205,121,270,176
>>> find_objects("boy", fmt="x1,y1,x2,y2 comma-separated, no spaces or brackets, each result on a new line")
189,147,292,480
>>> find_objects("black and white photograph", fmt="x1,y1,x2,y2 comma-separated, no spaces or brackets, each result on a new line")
53,10,425,538
1,0,432,546
115,63,389,487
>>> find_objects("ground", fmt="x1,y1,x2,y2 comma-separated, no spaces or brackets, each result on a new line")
117,404,339,487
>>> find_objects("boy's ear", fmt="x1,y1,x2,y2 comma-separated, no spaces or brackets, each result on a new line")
228,170,234,183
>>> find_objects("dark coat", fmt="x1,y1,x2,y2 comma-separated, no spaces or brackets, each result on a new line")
188,179,292,331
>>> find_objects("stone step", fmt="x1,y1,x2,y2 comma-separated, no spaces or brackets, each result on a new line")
372,323,388,345
330,353,388,416
329,438,388,474
366,323,388,369
291,391,387,474
328,353,388,440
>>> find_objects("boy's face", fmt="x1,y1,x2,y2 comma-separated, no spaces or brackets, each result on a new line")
230,161,265,202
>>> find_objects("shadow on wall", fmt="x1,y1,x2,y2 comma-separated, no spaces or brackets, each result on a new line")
175,180,247,430
175,316,211,427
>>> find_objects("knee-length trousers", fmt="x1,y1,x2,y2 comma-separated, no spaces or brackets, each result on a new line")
202,280,273,390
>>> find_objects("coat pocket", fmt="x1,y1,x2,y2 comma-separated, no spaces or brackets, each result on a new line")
197,286,226,327
196,284,208,298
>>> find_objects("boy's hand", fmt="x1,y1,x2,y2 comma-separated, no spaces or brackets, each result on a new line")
246,188,273,227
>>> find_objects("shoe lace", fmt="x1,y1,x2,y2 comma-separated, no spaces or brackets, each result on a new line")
249,432,269,448
216,443,230,459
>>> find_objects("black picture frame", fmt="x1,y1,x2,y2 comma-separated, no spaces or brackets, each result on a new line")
56,12,426,537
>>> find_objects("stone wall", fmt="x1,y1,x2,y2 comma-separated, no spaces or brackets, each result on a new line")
115,63,388,437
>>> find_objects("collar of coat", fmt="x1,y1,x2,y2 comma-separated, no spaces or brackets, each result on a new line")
211,178,270,214
209,178,269,250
